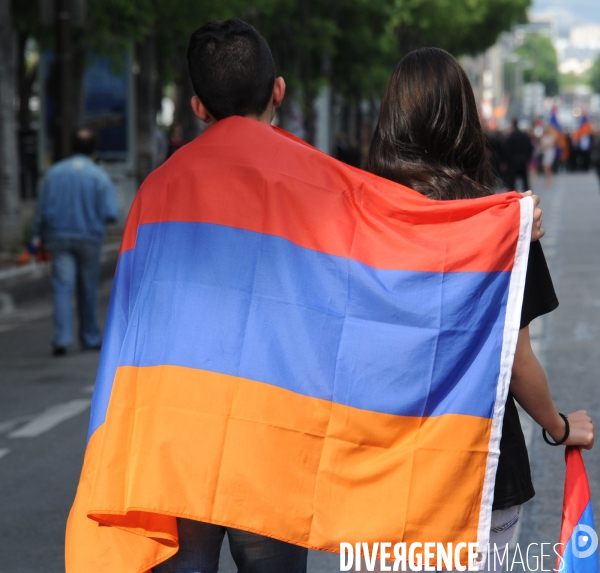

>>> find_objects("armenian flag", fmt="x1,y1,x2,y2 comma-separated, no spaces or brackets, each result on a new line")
556,448,599,573
66,117,533,572
549,109,569,162
574,115,593,145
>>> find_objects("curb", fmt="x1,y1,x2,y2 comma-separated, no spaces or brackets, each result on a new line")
0,243,121,309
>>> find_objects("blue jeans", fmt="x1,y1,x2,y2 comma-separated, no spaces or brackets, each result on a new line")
47,238,102,349
153,519,308,573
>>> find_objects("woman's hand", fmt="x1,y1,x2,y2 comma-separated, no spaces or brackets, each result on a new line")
546,410,594,449
521,190,544,241
564,411,594,450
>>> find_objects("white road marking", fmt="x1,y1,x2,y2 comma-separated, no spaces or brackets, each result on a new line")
0,416,33,434
9,399,91,438
0,293,15,317
0,448,10,460
0,306,54,334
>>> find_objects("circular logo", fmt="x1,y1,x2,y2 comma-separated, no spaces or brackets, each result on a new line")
572,525,598,559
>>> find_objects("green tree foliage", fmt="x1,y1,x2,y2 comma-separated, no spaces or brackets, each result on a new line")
14,0,530,101
589,54,600,93
390,0,529,55
12,0,531,141
515,33,559,96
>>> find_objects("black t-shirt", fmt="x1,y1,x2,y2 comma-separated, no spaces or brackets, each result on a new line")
492,240,559,510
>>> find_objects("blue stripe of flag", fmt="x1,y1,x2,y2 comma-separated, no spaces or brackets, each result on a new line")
89,222,511,439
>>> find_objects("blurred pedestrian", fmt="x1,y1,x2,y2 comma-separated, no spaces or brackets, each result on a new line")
573,114,593,171
153,125,169,169
336,132,361,167
567,132,577,172
32,128,119,355
503,118,533,191
540,126,557,187
167,124,186,157
592,132,600,188
366,47,593,570
528,122,542,188
484,126,511,191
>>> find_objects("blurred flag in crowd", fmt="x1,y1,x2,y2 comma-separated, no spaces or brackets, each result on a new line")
549,108,569,162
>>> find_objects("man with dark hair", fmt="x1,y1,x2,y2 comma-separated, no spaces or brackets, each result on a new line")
71,128,97,156
153,19,299,573
32,128,119,356
503,118,534,192
186,19,279,122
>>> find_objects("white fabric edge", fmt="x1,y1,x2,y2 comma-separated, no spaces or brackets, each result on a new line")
475,196,533,570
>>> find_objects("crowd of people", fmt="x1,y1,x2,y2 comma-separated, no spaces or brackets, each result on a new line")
485,114,597,191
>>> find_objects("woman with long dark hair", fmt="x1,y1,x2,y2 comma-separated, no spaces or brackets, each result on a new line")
366,48,494,200
366,48,594,569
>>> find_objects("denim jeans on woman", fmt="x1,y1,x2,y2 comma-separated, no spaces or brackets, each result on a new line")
153,518,308,573
47,237,103,349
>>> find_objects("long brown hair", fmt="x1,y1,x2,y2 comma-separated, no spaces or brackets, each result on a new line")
366,47,494,200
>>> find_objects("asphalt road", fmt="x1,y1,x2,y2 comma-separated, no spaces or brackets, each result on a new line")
515,172,600,570
0,171,598,573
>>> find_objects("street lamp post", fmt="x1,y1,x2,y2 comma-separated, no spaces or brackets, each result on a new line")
506,54,533,120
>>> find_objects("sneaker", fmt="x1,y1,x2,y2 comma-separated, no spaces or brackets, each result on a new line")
53,347,67,357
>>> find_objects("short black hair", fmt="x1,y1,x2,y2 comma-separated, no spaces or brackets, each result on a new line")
71,128,96,156
187,19,276,120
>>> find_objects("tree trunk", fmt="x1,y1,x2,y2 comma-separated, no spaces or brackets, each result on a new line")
135,35,157,186
71,48,85,131
397,24,423,55
173,56,202,143
277,87,292,131
17,32,29,130
0,0,22,250
55,0,73,160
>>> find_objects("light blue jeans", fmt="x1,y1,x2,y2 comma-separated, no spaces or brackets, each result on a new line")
486,504,522,572
47,237,102,349
153,518,308,573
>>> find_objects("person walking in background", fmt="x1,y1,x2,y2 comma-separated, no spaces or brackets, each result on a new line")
167,124,186,158
592,129,600,185
573,114,593,171
528,123,541,188
540,125,557,188
503,118,533,191
32,128,120,356
484,125,511,191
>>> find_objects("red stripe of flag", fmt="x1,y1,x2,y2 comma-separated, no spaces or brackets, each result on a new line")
557,447,592,565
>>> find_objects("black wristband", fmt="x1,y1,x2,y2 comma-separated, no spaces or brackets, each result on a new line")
543,413,570,446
